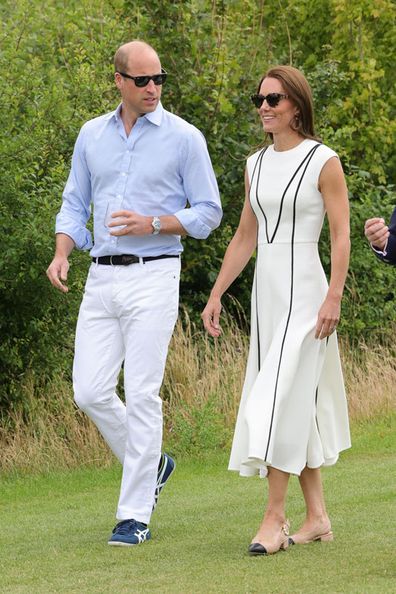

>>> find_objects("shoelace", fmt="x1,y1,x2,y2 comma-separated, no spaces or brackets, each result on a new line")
113,519,138,535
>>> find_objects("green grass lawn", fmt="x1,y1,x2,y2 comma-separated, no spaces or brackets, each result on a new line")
1,416,395,594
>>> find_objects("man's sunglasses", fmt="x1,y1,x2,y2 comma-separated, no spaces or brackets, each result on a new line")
117,69,167,88
251,93,288,108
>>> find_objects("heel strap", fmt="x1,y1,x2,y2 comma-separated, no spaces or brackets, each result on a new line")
282,521,290,537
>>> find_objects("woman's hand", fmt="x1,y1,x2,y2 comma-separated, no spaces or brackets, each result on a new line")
315,295,341,339
201,296,223,337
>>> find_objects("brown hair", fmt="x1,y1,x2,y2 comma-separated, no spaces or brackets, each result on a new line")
258,65,319,141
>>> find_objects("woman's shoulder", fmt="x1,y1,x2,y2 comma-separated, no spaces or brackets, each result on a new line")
246,144,272,167
307,140,340,181
315,141,338,160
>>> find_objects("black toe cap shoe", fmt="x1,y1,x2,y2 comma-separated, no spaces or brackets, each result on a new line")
248,542,268,555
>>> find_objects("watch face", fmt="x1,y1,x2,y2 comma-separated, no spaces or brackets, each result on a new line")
152,217,161,233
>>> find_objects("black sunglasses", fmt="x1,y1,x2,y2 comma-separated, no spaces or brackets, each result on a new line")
117,69,167,88
251,93,288,108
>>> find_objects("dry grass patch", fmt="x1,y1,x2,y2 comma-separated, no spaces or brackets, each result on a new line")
342,341,396,420
0,374,113,475
0,314,394,473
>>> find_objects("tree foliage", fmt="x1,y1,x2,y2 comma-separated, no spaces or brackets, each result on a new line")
0,0,395,411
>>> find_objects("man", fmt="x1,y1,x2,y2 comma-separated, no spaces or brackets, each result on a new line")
364,209,396,265
47,40,222,546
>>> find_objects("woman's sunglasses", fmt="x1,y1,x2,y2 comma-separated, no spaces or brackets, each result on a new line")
251,93,288,108
117,69,167,88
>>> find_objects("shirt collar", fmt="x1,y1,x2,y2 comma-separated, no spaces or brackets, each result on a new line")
142,101,164,126
113,103,122,121
112,102,164,126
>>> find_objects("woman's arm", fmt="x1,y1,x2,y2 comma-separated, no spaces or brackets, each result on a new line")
202,169,258,337
315,156,350,339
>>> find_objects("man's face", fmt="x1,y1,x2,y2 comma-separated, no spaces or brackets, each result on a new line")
115,48,162,117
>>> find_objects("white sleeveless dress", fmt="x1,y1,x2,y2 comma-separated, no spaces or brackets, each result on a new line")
228,139,351,478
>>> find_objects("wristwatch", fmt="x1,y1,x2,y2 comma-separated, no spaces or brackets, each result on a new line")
151,216,161,235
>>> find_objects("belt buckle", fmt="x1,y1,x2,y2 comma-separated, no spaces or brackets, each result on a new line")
121,255,137,266
109,255,115,266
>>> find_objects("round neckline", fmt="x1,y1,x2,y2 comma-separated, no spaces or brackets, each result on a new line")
271,138,310,154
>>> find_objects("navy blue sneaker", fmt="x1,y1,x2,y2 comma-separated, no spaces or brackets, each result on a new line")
153,453,175,510
108,519,151,546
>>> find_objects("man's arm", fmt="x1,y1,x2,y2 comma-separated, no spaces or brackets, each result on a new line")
46,233,76,293
386,209,396,264
174,127,222,239
364,207,396,265
47,125,93,292
108,212,187,237
107,127,222,240
55,125,93,250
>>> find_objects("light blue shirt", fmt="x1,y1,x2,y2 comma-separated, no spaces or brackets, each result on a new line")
56,102,222,257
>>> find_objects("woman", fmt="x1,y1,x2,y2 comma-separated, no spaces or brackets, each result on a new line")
202,65,351,555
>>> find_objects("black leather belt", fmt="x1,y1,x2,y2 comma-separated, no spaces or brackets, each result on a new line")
92,254,180,266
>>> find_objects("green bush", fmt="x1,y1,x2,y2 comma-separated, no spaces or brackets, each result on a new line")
0,0,395,413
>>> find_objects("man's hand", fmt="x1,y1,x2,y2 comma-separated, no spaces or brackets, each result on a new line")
108,210,152,236
46,256,70,293
364,217,389,251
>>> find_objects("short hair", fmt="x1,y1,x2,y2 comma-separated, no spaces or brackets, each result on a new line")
258,65,319,140
114,40,158,73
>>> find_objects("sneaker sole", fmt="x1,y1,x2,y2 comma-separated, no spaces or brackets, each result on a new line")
108,540,148,546
108,534,152,546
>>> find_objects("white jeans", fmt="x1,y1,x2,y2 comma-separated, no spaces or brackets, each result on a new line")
73,258,180,524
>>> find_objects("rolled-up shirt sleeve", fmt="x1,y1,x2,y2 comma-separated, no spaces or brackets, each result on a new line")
55,125,93,250
175,127,222,239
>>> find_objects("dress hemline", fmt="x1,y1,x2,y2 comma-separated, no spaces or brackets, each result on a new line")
228,444,351,478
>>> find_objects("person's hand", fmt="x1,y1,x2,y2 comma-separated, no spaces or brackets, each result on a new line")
108,210,152,236
46,256,70,293
315,295,341,339
201,296,222,337
364,217,389,250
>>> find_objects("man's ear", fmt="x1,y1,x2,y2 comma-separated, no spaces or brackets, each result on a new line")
114,72,122,90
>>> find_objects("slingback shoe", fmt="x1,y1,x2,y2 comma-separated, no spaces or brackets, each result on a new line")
288,530,333,546
248,521,290,555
